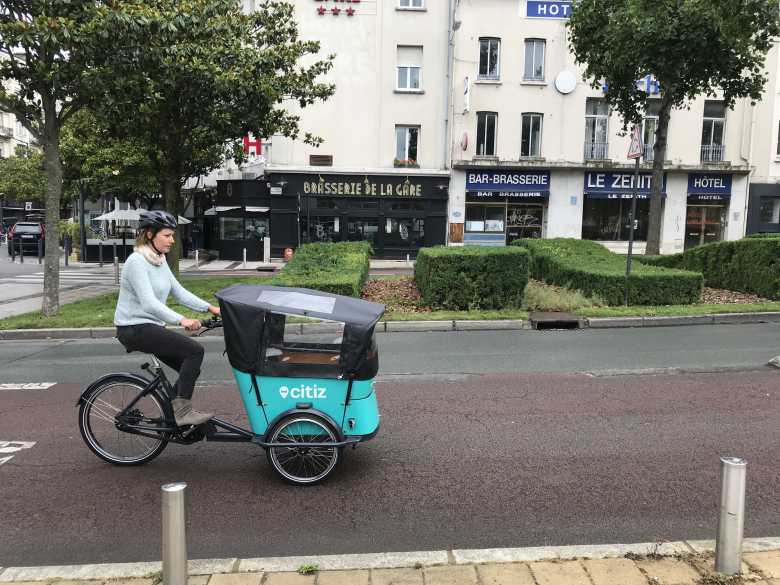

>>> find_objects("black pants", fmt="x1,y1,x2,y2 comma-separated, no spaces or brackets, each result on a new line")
116,324,205,399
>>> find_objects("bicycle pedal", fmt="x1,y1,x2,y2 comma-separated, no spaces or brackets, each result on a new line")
181,425,199,437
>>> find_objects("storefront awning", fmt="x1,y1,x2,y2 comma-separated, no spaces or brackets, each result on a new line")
204,206,240,216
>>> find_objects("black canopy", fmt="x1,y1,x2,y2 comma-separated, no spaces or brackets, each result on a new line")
216,284,385,376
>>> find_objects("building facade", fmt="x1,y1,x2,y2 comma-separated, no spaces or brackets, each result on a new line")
208,0,773,259
447,0,752,255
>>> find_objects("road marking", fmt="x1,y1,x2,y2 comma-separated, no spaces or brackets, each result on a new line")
0,383,56,391
0,441,36,466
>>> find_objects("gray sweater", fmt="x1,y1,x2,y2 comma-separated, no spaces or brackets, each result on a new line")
114,252,210,326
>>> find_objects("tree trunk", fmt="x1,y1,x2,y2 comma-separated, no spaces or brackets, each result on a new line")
41,99,62,317
162,174,183,277
645,97,673,256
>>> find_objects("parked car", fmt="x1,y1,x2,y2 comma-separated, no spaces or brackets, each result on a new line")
7,221,45,255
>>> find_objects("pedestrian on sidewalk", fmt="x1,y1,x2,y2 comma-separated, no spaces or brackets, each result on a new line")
113,210,220,427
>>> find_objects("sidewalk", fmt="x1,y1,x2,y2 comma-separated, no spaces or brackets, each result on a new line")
1,540,779,584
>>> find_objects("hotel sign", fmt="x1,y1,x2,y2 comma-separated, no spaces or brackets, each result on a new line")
526,1,572,19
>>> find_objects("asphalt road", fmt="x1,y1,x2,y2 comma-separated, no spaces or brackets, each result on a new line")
0,327,779,566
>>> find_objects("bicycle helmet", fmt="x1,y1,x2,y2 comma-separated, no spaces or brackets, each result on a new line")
139,210,178,232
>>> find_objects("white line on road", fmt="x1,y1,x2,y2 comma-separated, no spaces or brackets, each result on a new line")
0,383,56,391
0,441,36,466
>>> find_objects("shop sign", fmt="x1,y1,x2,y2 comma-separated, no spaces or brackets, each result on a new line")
584,171,666,198
467,191,548,202
526,1,572,18
301,175,426,198
687,174,732,201
466,170,550,192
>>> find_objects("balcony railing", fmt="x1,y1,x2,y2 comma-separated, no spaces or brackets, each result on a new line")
584,141,609,160
701,144,725,163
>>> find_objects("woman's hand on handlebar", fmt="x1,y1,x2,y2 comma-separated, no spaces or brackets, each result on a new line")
180,317,202,331
208,305,221,316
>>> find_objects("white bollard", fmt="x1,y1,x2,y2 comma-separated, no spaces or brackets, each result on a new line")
114,257,119,286
715,457,747,575
243,247,247,269
194,250,199,270
162,482,188,585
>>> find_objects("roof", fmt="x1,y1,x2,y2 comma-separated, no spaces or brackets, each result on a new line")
216,284,385,327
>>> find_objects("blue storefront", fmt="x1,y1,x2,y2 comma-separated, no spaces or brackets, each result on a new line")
464,170,550,246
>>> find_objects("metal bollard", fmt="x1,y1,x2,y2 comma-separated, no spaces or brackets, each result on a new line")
64,236,68,267
114,256,119,286
243,247,247,269
10,238,15,261
161,482,188,585
715,457,747,575
112,242,117,264
38,238,43,265
99,242,103,267
19,239,23,263
195,249,199,269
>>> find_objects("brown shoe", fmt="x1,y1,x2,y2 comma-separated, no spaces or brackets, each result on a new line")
171,398,213,427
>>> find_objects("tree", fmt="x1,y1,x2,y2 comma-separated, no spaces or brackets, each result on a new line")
0,1,109,315
90,0,335,274
0,146,46,203
568,0,780,255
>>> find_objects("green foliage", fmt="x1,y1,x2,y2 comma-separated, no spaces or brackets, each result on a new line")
414,246,530,310
744,233,780,239
271,242,371,297
0,148,46,203
567,0,780,127
513,239,703,306
522,280,606,312
296,565,318,576
637,239,780,299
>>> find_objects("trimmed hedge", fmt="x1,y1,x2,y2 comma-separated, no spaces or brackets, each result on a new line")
637,238,780,300
271,241,370,297
414,246,530,310
513,238,703,306
745,233,780,239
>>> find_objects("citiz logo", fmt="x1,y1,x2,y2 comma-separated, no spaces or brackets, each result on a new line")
279,385,327,400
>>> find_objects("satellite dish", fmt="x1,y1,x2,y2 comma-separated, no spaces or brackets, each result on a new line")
555,71,577,95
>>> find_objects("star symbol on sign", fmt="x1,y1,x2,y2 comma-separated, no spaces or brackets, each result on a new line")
317,5,326,14
331,6,341,14
346,7,355,15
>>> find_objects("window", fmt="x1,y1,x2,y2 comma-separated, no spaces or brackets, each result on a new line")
759,197,780,225
347,218,380,246
643,100,661,162
582,198,650,241
219,217,244,240
466,205,504,233
478,38,501,80
523,39,546,81
476,112,497,156
301,216,339,243
395,125,419,166
584,99,609,160
399,0,423,7
396,46,423,91
521,113,543,158
385,218,425,247
701,101,726,162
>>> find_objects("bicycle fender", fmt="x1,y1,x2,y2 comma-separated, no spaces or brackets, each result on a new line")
263,408,345,444
75,372,152,407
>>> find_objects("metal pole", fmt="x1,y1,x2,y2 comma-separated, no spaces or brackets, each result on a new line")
79,181,87,264
624,156,640,306
99,242,103,267
63,236,68,267
10,235,15,261
715,457,747,575
243,247,246,269
195,249,199,269
19,238,23,263
161,482,188,585
38,237,42,265
114,256,119,286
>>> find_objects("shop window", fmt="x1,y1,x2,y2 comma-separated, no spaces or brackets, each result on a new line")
397,46,423,91
523,39,545,81
302,216,339,243
476,112,497,156
466,205,504,233
506,205,543,239
347,218,380,245
348,200,379,209
521,113,543,158
478,38,501,80
385,217,425,246
395,125,419,167
701,101,726,162
219,217,244,240
245,217,268,241
388,201,425,211
314,198,338,210
582,198,650,241
584,99,609,160
760,197,780,225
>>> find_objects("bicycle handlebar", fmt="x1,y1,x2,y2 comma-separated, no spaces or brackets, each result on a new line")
192,317,223,337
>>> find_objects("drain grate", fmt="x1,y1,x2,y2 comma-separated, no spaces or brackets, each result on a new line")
529,312,583,330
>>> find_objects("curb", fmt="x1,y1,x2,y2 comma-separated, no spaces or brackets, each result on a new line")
1,312,780,341
2,538,779,581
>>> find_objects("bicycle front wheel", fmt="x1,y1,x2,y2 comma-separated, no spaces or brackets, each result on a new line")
79,376,169,465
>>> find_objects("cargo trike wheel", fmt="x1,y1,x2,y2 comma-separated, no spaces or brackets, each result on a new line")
266,414,341,485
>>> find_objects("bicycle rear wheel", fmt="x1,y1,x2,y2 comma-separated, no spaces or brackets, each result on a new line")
79,376,169,465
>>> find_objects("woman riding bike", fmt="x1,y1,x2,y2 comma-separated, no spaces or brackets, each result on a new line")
114,210,219,427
